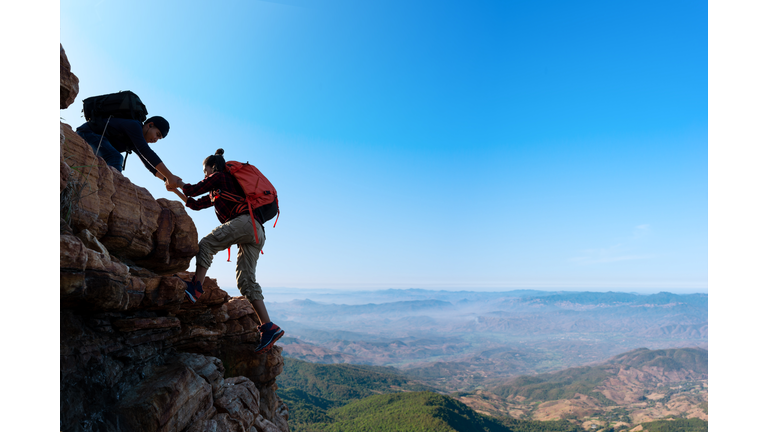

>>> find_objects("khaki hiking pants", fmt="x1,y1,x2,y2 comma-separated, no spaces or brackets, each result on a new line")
196,214,266,302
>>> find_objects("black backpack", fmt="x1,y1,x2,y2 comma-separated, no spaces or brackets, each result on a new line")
81,91,149,169
83,91,148,129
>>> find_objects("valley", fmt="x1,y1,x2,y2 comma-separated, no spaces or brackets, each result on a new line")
266,289,708,392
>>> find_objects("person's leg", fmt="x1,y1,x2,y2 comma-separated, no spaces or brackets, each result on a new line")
250,299,270,326
194,264,208,285
231,217,283,353
196,221,240,274
188,219,242,301
234,219,268,323
75,130,124,171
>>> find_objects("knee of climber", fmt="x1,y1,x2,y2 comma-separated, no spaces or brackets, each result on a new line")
240,283,264,303
196,237,217,269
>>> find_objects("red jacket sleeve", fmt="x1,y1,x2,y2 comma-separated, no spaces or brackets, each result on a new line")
185,194,213,211
182,172,224,197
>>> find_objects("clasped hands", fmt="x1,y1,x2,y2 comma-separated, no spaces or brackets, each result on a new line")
165,174,185,191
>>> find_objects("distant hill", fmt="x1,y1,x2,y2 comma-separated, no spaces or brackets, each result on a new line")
277,358,585,432
277,357,435,430
491,348,707,403
305,392,584,432
278,357,435,401
491,365,613,404
606,347,708,373
454,348,707,429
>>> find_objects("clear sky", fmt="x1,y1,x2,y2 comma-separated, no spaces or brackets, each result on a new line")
57,0,709,293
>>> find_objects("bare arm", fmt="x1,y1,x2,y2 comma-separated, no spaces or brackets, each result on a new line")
171,188,187,203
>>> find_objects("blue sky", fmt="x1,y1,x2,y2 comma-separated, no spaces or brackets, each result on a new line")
56,0,709,293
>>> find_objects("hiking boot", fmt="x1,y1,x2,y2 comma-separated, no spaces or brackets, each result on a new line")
183,278,204,303
255,322,284,354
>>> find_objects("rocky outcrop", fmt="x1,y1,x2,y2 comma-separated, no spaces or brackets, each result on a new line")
61,44,79,109
60,46,288,432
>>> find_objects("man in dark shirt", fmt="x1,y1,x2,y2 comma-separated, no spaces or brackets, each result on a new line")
76,116,184,189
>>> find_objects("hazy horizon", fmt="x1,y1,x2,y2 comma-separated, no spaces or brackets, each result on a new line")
219,286,708,304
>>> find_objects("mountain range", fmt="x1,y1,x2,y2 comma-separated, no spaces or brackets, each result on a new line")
268,290,707,391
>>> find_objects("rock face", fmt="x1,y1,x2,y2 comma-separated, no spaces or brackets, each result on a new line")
60,46,289,432
61,44,80,109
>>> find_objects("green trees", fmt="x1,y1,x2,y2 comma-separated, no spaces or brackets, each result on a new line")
277,359,587,432
314,392,584,432
640,418,708,432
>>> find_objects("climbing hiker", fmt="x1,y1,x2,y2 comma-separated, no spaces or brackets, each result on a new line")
76,91,184,190
180,148,284,354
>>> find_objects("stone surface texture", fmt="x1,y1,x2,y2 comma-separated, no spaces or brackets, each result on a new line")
60,45,288,432
60,44,79,109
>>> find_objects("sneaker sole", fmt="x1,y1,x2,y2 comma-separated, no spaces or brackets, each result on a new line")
255,329,285,354
185,290,197,303
178,275,198,303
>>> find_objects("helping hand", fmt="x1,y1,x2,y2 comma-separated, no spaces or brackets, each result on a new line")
165,175,184,190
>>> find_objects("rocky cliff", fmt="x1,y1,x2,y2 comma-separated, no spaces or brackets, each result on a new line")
60,45,289,432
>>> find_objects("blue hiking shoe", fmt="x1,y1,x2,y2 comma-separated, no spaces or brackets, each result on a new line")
255,322,284,354
183,278,204,303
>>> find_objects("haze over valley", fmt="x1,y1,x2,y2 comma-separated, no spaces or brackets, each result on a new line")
257,288,707,392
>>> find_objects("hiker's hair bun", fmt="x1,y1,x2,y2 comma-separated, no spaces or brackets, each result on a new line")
215,148,224,156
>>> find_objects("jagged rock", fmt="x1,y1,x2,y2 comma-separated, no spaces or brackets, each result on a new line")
61,122,103,234
76,228,110,256
103,171,163,258
111,362,214,432
61,289,288,431
60,44,79,109
113,317,181,332
140,275,188,308
254,414,285,432
214,377,261,429
60,121,198,267
273,400,290,432
217,345,285,388
140,198,199,274
178,352,227,401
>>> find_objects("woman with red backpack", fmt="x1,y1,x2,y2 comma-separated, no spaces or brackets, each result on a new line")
180,148,284,355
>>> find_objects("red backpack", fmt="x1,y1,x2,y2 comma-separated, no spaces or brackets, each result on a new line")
215,161,279,245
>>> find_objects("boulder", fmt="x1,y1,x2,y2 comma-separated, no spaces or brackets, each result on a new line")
60,121,196,269
111,362,214,432
60,44,79,109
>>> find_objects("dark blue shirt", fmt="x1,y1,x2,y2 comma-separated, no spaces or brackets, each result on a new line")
77,118,163,175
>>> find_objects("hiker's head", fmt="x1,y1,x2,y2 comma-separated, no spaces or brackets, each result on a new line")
143,116,170,143
203,148,226,177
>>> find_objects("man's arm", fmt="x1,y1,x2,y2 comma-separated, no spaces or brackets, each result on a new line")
113,119,184,188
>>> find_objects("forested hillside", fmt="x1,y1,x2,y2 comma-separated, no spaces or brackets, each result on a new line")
302,392,584,432
277,358,585,432
277,357,435,429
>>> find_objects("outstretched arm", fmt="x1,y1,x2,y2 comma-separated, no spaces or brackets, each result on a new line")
171,188,187,203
